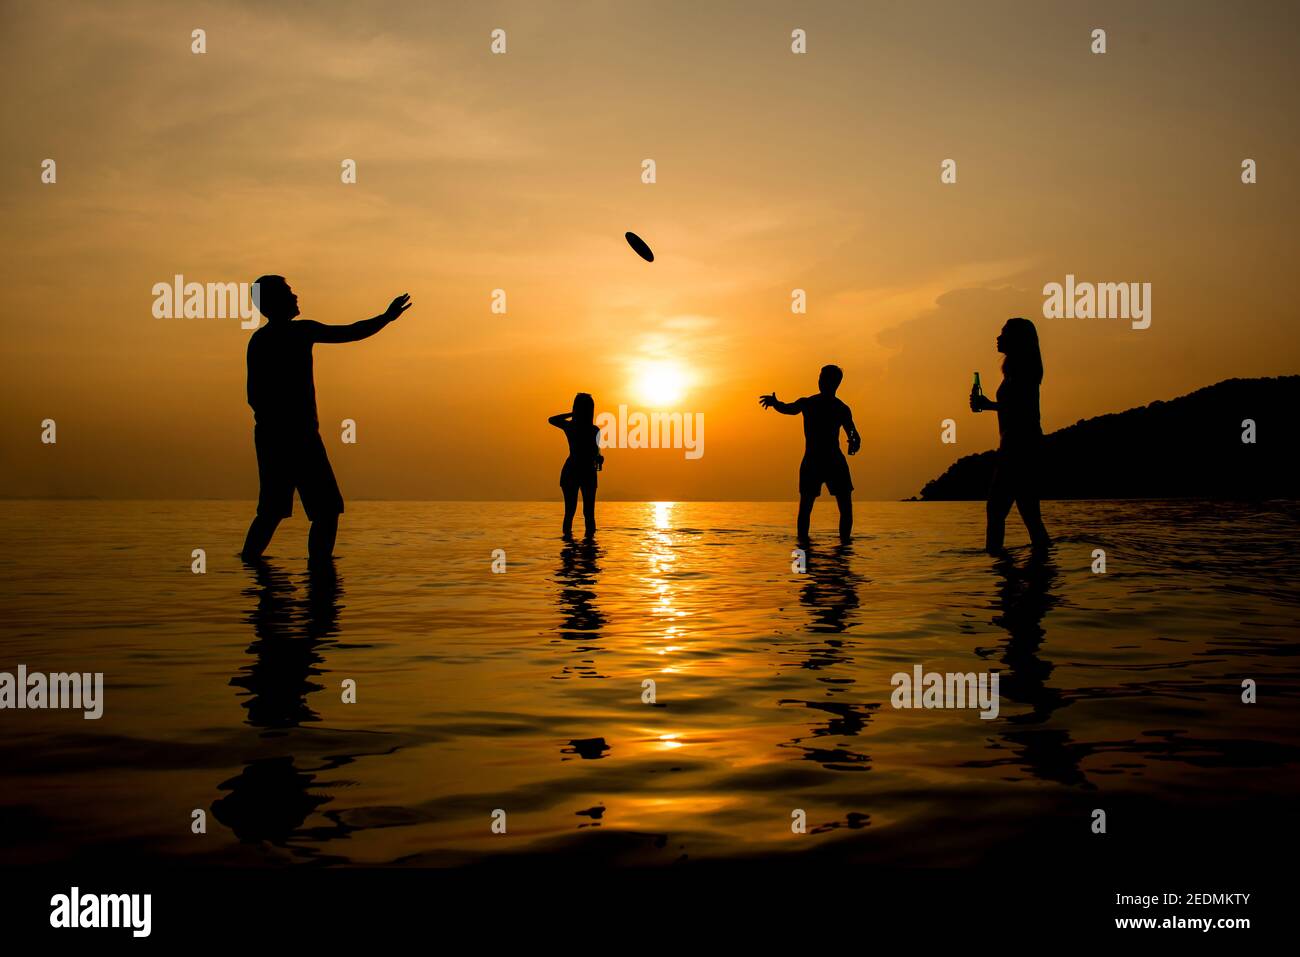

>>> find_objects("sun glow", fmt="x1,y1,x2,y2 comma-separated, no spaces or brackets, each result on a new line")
632,361,687,407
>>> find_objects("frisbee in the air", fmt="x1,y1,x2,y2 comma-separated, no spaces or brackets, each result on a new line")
625,231,654,262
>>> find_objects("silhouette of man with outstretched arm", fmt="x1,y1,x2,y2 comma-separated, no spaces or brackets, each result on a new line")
241,276,411,564
759,364,860,543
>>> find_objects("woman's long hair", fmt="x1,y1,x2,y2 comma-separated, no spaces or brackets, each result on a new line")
1001,317,1043,384
571,392,595,427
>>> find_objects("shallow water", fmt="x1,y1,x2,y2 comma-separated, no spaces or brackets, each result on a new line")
1,500,1297,867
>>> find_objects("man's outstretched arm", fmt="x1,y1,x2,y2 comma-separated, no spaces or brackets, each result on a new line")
759,393,803,415
307,294,412,343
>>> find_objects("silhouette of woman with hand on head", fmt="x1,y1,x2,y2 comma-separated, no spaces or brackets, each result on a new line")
549,393,603,538
971,317,1051,555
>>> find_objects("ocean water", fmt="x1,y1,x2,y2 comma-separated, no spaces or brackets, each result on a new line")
1,499,1297,868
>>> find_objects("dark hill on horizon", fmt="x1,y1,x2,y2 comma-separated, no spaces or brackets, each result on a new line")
917,376,1298,501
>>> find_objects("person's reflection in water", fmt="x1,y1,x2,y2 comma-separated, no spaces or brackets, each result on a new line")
784,543,872,769
230,559,342,729
552,538,607,679
211,756,330,846
213,560,349,856
799,543,862,636
977,553,1090,787
301,557,343,654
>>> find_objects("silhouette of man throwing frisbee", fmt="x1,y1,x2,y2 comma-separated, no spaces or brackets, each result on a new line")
241,275,411,564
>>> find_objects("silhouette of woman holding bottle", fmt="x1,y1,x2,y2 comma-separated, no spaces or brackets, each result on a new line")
971,317,1051,554
549,393,604,537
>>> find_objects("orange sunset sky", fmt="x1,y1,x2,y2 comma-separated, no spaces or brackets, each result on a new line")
1,0,1297,501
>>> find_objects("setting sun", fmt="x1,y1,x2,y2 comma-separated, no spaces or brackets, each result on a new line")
632,361,688,407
